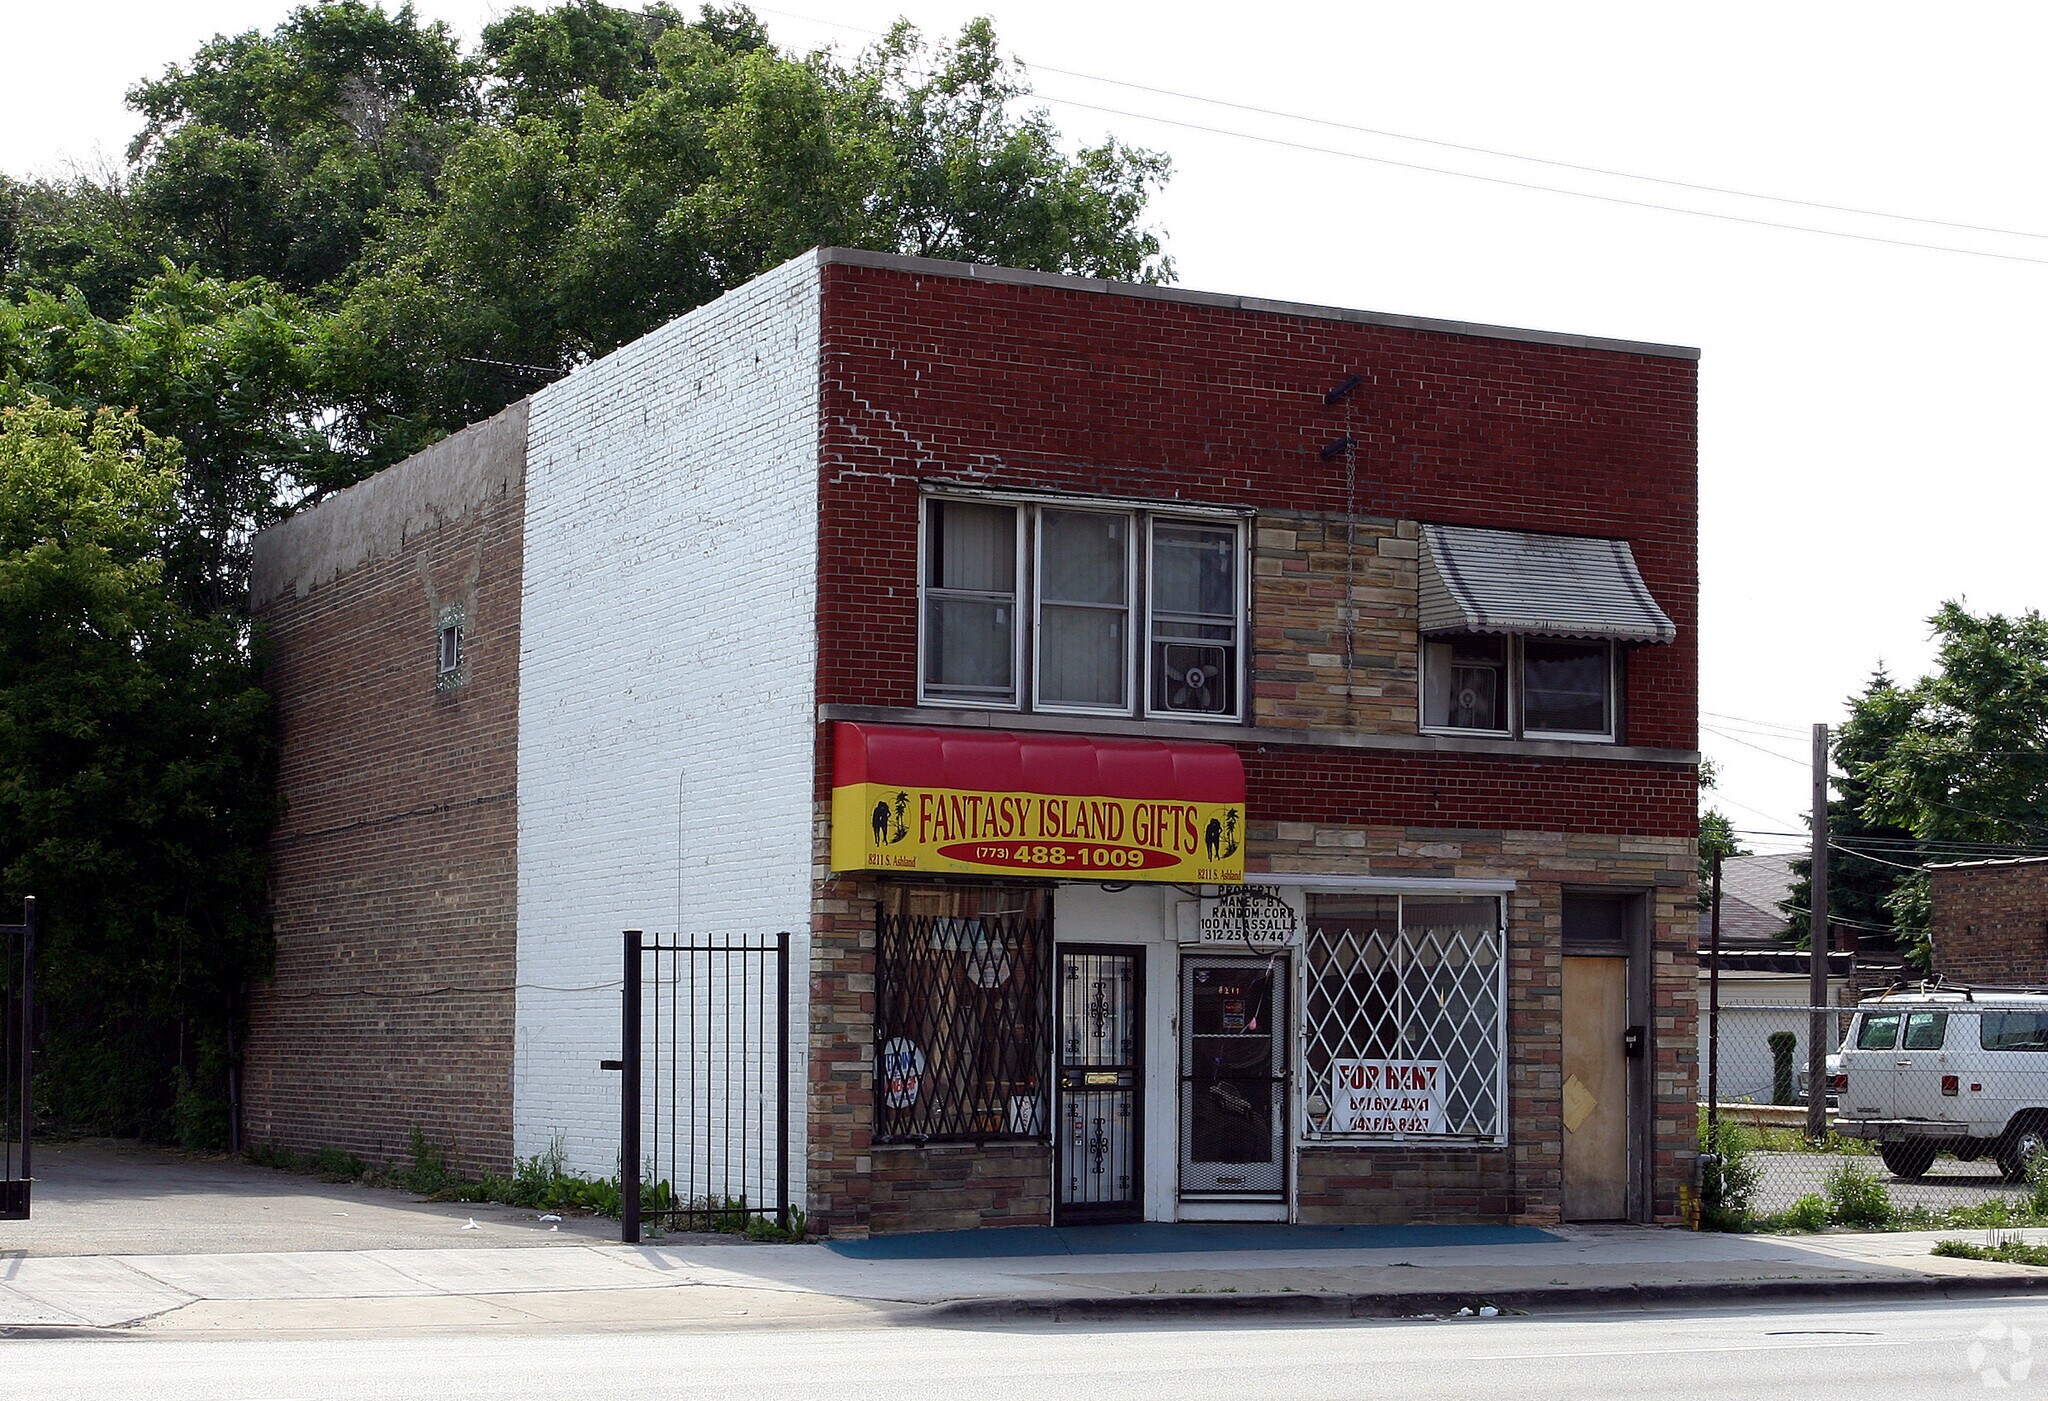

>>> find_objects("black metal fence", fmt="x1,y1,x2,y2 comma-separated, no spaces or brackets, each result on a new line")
0,898,34,1220
620,929,792,1243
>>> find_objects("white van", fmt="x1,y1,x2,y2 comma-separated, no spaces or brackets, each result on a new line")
1834,987,2048,1181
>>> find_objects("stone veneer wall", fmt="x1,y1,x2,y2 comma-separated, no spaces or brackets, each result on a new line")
1250,513,1419,732
1273,823,1697,1226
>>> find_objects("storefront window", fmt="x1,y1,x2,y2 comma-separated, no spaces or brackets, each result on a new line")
874,886,1053,1142
1301,892,1505,1143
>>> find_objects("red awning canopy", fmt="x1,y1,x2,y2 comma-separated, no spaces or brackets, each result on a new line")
833,722,1244,804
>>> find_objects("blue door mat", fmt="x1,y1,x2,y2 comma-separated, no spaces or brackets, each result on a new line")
826,1222,1561,1260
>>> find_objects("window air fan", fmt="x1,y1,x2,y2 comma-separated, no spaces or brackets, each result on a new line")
1161,644,1230,713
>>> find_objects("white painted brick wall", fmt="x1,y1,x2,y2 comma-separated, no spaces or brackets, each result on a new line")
515,253,820,1206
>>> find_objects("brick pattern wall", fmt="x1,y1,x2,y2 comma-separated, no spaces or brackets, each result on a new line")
515,255,821,1188
1931,861,2048,985
814,259,1698,761
245,459,525,1176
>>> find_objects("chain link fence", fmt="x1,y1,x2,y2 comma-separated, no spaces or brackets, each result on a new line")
1702,995,2048,1229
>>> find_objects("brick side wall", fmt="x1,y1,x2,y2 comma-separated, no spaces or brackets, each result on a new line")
815,260,1697,751
245,414,527,1176
1931,861,2048,985
515,254,821,1189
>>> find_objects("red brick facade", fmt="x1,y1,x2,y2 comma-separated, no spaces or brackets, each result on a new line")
244,408,527,1176
803,255,1699,1235
1931,858,2048,986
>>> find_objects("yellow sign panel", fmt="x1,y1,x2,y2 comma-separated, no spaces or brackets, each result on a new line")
831,782,1245,884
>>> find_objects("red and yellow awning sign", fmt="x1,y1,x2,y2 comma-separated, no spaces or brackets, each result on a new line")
830,723,1245,884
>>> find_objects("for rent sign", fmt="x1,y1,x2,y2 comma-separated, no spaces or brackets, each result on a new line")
1329,1059,1447,1135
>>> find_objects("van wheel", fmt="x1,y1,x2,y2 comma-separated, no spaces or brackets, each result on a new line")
1998,1124,2048,1183
1879,1141,1937,1179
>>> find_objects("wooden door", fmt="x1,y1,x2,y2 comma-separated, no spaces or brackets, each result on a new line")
1561,955,1629,1220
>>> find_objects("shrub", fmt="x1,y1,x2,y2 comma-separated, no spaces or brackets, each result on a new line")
1780,1194,1831,1231
1699,1113,1762,1226
1824,1161,1894,1229
394,1127,460,1197
311,1146,367,1181
1767,1032,1798,1106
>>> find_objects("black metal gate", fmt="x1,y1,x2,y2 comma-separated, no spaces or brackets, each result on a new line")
0,899,34,1220
1057,946,1143,1224
619,929,791,1243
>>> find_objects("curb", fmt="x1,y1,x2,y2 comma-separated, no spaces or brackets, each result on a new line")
918,1271,2048,1325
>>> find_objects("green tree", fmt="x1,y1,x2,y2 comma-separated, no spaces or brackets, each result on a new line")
0,266,348,613
125,1,477,293
1698,756,1750,910
341,10,1172,434
0,400,271,1144
1793,611,2048,970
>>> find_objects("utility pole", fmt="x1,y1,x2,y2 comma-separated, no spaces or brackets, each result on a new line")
1807,723,1830,1141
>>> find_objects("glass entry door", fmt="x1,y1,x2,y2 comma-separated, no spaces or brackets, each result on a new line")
1180,955,1288,1197
1057,947,1144,1223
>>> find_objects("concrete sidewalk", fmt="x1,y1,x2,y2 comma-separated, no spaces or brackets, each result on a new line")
7,1142,2048,1337
6,1223,2048,1337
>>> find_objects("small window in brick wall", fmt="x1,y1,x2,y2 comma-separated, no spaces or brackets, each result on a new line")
436,607,465,688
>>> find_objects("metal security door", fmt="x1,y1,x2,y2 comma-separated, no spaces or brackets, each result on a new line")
1180,955,1287,1198
1057,947,1143,1224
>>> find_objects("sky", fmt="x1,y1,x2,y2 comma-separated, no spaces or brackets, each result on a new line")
4,0,2045,851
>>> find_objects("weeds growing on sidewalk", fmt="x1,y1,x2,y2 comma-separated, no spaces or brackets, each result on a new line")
1932,1239,2048,1267
248,1130,637,1222
1698,1110,2048,1235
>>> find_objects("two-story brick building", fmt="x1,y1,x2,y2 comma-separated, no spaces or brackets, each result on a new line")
246,247,1700,1235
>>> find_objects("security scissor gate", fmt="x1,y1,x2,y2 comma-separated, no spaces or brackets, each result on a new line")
0,899,34,1220
619,929,792,1243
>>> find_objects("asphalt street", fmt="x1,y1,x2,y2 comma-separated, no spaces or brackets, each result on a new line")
11,1298,2047,1399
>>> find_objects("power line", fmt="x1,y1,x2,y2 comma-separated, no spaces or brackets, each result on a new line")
1025,74,2048,245
759,4,2048,246
756,5,2048,267
1702,709,1810,737
1701,724,1812,768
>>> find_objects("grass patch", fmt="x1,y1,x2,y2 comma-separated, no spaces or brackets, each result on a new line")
1932,1239,2048,1267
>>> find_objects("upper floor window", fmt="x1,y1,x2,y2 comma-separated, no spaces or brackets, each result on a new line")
920,496,1245,722
1416,523,1677,746
1421,634,1618,740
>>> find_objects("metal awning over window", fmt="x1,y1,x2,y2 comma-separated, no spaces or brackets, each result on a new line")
1417,524,1676,645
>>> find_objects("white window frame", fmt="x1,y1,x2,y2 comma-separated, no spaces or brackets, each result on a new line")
916,493,1248,724
916,496,1027,710
1419,634,1619,743
1296,889,1509,1148
1030,507,1138,717
1144,517,1248,724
